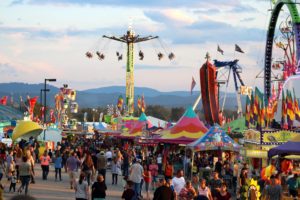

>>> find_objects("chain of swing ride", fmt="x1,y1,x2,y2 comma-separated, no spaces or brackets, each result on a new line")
85,37,175,61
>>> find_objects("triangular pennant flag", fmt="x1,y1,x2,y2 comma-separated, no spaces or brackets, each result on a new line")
217,45,224,55
235,44,244,53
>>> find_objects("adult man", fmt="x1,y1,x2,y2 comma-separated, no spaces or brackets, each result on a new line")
129,159,143,199
97,151,107,182
265,175,282,200
172,169,186,197
209,171,222,199
66,152,81,189
153,178,175,200
286,174,300,199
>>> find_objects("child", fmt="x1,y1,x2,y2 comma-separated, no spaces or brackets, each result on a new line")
9,171,17,192
121,180,135,200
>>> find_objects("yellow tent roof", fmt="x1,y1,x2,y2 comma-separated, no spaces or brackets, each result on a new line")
291,134,300,142
12,121,43,141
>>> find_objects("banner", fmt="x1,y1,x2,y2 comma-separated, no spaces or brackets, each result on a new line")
28,97,38,120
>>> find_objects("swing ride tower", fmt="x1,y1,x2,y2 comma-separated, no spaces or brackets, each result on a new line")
103,29,158,115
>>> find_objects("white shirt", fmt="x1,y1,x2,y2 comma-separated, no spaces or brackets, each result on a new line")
75,180,88,199
172,176,186,194
129,163,144,183
105,151,112,159
157,156,162,164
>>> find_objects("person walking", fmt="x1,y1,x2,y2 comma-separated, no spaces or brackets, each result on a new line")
143,164,151,200
153,178,175,200
74,172,89,200
264,175,282,200
111,157,121,185
209,171,222,199
82,153,94,186
39,150,51,180
149,159,158,190
172,169,186,198
66,152,81,189
9,171,17,193
129,159,144,199
92,174,107,200
197,179,213,200
96,151,107,182
164,160,174,181
17,156,34,195
54,151,63,181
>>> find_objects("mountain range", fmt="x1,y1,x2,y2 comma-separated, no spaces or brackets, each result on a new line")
0,82,243,110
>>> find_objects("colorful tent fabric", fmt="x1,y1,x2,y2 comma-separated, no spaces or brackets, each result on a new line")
12,120,43,141
222,117,246,133
187,125,240,152
268,134,300,158
158,106,208,144
120,112,153,138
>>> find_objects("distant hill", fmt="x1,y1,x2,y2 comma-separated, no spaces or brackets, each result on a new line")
0,83,241,109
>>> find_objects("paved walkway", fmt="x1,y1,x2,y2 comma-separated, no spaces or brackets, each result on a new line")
3,164,153,200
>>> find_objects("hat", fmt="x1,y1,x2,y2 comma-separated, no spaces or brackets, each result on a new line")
136,158,141,163
100,151,105,155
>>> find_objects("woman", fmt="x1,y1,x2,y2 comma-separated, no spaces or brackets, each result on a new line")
143,164,151,200
164,160,174,180
92,174,107,200
111,157,121,185
39,150,51,180
179,181,197,200
215,183,231,200
54,151,63,181
15,148,23,183
26,149,35,184
82,153,94,186
191,175,199,192
18,156,34,195
197,179,213,200
149,159,158,190
74,173,89,200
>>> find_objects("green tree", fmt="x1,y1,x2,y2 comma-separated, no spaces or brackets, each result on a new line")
170,107,185,121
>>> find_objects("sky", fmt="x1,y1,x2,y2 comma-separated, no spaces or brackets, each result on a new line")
0,0,298,93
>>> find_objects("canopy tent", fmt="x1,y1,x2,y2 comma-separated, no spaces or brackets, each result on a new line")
157,106,208,144
12,120,43,141
222,117,246,133
268,134,300,158
93,122,107,131
187,125,240,152
119,112,153,138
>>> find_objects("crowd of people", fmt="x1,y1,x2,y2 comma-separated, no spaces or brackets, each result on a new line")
0,135,298,200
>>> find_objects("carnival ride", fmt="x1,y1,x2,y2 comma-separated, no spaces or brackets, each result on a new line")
86,27,175,116
55,84,78,129
194,53,248,126
264,0,300,100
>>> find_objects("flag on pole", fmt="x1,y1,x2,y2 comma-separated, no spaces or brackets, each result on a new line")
286,90,295,127
281,90,287,127
117,95,124,110
293,88,300,121
217,45,224,55
141,95,146,113
245,95,251,128
0,96,8,105
137,96,141,109
235,44,244,53
191,76,196,95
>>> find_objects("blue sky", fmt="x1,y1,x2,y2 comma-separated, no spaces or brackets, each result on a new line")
0,0,296,92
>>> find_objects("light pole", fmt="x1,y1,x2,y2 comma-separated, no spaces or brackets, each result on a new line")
43,78,56,140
